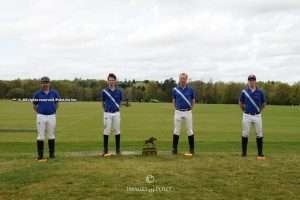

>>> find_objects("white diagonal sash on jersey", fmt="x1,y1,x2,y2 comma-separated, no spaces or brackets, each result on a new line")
103,89,120,109
174,87,192,108
242,89,260,113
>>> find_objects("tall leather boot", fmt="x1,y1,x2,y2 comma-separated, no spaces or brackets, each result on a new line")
115,134,120,155
48,139,55,159
37,140,44,160
188,135,195,154
241,137,248,157
172,134,179,155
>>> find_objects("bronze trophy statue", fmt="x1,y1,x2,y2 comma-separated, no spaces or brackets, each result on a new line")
142,137,157,156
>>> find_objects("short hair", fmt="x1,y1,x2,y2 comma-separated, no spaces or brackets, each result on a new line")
179,72,188,78
107,73,117,80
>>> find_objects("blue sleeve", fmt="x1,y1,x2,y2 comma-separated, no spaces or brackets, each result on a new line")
239,92,245,103
261,91,266,104
32,92,38,105
102,90,106,101
191,89,195,99
54,90,60,104
56,91,61,99
120,90,123,102
172,88,176,100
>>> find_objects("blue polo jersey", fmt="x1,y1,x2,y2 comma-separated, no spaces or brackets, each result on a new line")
239,87,266,114
102,88,122,113
172,86,195,110
32,89,60,115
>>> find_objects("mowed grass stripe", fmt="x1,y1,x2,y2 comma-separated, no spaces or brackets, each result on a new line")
0,101,299,142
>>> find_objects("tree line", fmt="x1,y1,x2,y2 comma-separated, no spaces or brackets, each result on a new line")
0,78,299,105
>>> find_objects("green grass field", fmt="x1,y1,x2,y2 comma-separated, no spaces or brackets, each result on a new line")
0,101,299,200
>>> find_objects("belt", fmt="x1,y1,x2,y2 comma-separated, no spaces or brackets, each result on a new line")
105,110,119,113
37,113,56,115
176,108,191,112
245,112,260,115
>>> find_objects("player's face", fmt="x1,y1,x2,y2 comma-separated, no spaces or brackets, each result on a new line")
41,82,50,91
248,79,256,88
179,75,188,86
108,78,116,87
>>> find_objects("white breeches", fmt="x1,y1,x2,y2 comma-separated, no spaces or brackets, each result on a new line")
103,112,121,136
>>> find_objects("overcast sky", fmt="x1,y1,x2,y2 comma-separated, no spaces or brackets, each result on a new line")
0,0,300,83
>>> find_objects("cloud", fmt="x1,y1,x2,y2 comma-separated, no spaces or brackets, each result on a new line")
0,0,300,83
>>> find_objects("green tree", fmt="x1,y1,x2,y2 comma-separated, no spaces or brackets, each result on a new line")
290,83,300,105
7,88,25,99
0,81,9,98
223,82,245,104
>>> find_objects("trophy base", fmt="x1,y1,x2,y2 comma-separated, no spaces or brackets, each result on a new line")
142,147,157,156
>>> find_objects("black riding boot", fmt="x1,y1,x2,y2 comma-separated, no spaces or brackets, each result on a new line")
103,135,109,154
37,140,44,160
172,134,179,155
241,137,248,157
188,135,195,154
48,139,55,159
115,134,120,155
256,137,264,157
